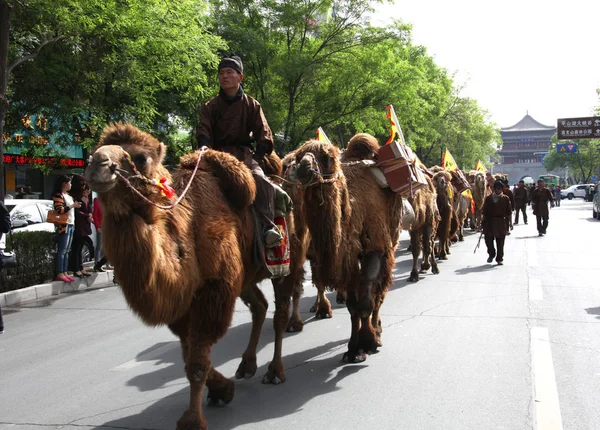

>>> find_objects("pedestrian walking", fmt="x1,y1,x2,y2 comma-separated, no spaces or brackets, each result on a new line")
530,179,554,236
52,175,80,282
0,201,11,334
554,185,561,207
502,179,515,234
482,181,512,265
513,180,529,224
69,176,93,278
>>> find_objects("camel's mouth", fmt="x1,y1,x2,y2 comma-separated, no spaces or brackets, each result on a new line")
85,145,124,193
86,177,118,193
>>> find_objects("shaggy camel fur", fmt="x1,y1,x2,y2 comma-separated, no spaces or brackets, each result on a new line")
294,134,403,360
450,172,471,242
86,124,299,430
430,168,453,260
406,172,440,282
467,170,488,230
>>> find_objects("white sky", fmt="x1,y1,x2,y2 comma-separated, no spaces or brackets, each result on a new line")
373,0,600,128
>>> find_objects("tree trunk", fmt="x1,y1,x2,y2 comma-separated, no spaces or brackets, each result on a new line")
0,1,12,201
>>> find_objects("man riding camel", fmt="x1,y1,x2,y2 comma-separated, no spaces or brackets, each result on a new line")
196,55,288,248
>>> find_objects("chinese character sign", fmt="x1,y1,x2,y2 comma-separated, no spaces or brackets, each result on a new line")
557,117,600,140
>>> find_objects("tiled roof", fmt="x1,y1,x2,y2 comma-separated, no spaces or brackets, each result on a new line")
501,114,556,132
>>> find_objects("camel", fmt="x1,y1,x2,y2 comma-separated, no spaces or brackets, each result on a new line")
294,134,403,359
406,170,440,282
449,171,472,242
85,123,300,430
467,170,488,230
430,168,454,260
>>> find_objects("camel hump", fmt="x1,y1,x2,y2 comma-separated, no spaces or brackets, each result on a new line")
342,133,380,162
180,149,256,211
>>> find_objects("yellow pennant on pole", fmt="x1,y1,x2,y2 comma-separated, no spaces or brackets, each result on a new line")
316,127,331,144
441,149,458,171
474,160,488,173
385,105,406,145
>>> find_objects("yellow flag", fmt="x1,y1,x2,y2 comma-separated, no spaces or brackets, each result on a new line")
474,160,488,173
462,189,475,213
385,105,406,145
441,149,458,171
316,127,331,144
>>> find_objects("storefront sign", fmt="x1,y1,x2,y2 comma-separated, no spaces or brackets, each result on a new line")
557,116,600,139
3,155,84,167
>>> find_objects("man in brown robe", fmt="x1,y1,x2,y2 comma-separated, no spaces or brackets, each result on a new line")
530,179,554,236
482,180,512,265
196,55,286,246
513,180,529,225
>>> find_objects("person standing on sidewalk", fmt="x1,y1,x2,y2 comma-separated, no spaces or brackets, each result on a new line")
553,185,561,207
53,175,80,282
0,201,11,334
513,180,529,225
482,180,512,265
92,196,109,272
530,179,554,236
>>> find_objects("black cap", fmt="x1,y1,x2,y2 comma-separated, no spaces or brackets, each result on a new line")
218,56,243,74
493,180,504,190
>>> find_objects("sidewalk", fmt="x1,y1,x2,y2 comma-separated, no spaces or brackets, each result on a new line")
0,270,117,308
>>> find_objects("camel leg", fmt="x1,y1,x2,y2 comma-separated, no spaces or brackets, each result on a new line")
235,284,268,380
177,280,238,430
425,227,440,275
309,290,320,313
371,290,385,347
263,276,293,385
286,271,305,333
357,251,380,355
458,223,464,241
343,290,366,363
409,231,422,282
336,290,346,304
314,283,333,319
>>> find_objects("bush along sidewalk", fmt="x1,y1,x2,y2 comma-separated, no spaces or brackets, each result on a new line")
1,231,57,293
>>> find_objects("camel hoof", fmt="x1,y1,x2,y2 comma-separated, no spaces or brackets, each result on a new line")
336,291,346,304
262,371,285,385
315,310,333,319
176,410,207,430
207,381,234,407
286,318,304,333
234,358,257,380
408,271,420,282
459,237,464,242
342,351,367,363
441,256,448,260
432,267,440,274
309,304,318,313
376,338,383,347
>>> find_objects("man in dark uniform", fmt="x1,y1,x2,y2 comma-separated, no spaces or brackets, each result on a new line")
513,180,528,224
501,178,515,235
196,56,285,246
530,179,554,236
482,180,512,265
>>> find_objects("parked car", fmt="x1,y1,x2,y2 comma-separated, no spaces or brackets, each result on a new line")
0,199,96,263
593,187,600,220
561,184,595,200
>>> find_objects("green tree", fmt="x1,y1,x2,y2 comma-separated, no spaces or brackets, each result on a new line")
544,137,600,184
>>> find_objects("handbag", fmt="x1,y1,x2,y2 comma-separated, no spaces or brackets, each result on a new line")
0,231,18,269
47,209,69,225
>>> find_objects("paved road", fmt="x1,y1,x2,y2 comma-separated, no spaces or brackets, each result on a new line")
1,199,599,430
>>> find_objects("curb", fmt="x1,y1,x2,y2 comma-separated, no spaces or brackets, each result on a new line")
0,271,116,308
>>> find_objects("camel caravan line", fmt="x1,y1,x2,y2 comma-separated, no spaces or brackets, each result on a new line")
84,109,489,429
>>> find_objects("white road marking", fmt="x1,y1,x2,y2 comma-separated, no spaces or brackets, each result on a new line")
531,327,563,430
111,342,179,371
529,278,543,301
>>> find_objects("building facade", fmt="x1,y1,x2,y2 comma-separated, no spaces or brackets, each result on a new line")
496,113,563,184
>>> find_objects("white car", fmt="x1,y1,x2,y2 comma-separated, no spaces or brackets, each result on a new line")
561,184,594,200
1,199,96,262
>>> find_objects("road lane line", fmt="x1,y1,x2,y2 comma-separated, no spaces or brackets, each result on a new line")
531,327,563,430
529,278,543,301
111,342,179,371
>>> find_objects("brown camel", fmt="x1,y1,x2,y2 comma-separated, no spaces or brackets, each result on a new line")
85,123,299,430
430,168,453,260
467,170,488,230
450,172,471,242
406,171,440,282
294,134,404,359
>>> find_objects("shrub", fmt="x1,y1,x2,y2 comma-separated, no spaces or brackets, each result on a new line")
0,231,57,293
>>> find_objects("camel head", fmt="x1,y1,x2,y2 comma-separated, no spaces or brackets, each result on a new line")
86,123,170,197
433,170,452,197
294,140,341,186
342,133,379,162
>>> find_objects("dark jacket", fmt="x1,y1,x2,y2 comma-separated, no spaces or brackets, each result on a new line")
74,198,92,237
0,202,11,236
513,186,529,204
531,187,554,217
196,88,274,158
482,193,512,237
503,188,515,210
